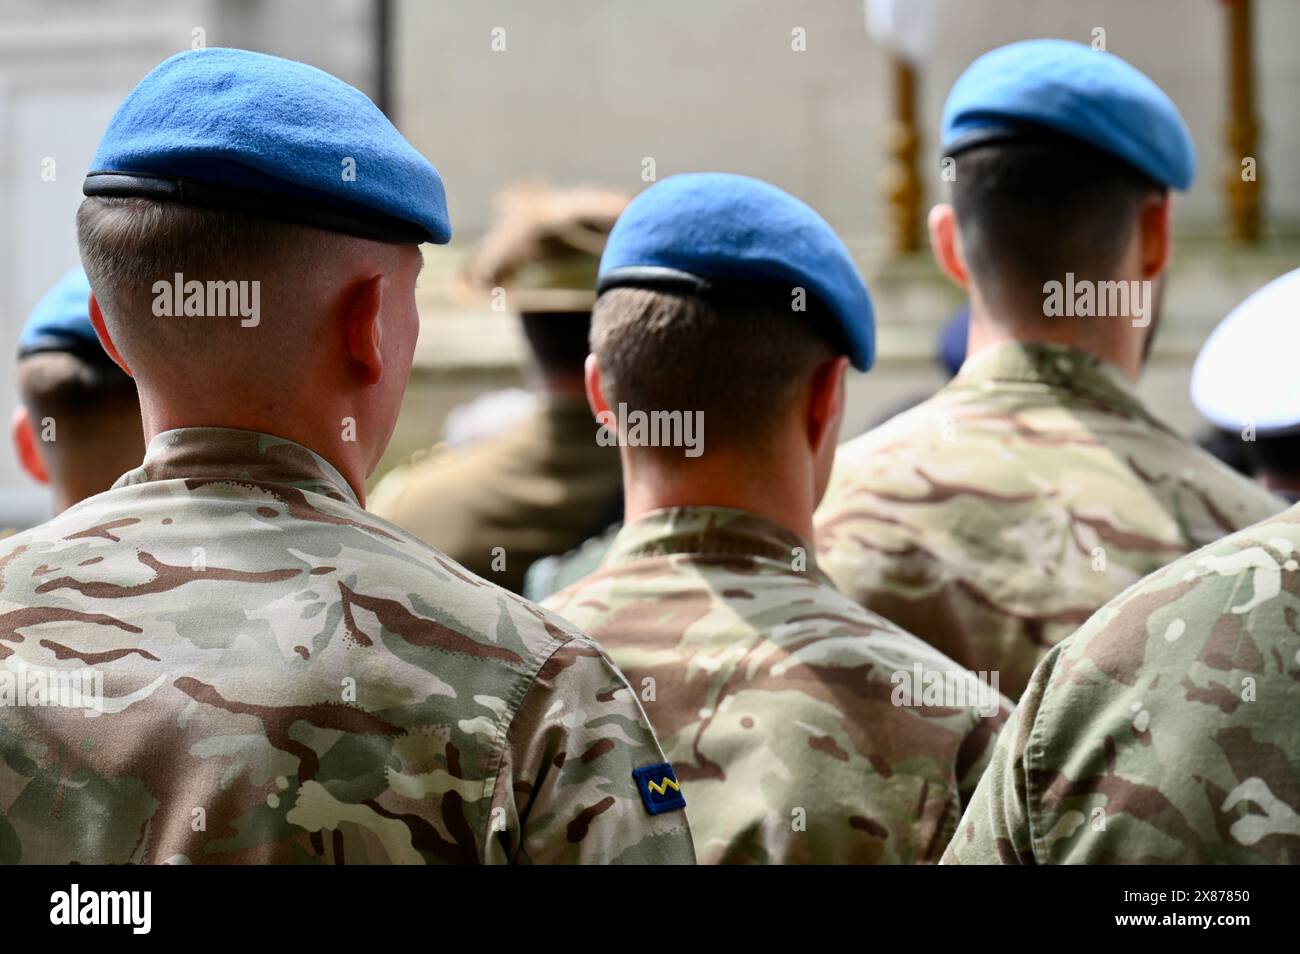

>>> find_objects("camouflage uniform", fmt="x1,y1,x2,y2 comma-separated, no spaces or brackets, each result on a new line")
0,427,693,864
524,520,622,602
543,506,1009,864
945,503,1300,864
816,342,1285,699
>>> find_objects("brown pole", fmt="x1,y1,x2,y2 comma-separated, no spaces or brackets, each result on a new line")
1224,0,1260,242
884,55,922,253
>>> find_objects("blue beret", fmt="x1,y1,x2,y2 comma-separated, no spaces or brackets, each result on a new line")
1192,268,1300,434
942,39,1195,190
17,268,116,367
85,48,450,245
597,173,875,370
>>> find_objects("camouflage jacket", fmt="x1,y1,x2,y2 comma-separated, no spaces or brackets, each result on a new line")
369,396,623,594
0,427,693,865
815,342,1284,699
524,520,622,602
542,506,1009,864
945,503,1300,864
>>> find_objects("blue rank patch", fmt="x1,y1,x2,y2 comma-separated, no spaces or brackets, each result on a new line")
632,762,686,816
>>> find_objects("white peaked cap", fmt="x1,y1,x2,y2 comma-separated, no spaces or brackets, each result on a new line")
1192,267,1300,434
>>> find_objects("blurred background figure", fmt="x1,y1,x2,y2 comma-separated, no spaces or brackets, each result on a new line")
11,267,142,519
369,183,627,592
1191,266,1300,503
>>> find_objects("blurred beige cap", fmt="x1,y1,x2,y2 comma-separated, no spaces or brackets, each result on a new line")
451,182,630,313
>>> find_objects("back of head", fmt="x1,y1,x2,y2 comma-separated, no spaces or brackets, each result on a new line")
75,47,450,486
951,137,1163,317
591,287,839,459
16,352,141,497
77,196,360,390
590,172,872,528
14,267,142,509
940,39,1194,339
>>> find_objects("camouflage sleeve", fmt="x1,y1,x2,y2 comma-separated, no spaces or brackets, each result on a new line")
486,637,696,864
955,697,1013,809
943,651,1056,864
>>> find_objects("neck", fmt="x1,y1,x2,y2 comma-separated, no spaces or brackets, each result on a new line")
139,397,373,505
965,288,1145,383
621,448,816,545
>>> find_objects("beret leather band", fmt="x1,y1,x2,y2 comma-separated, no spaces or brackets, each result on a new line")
17,335,123,370
597,265,834,316
596,264,847,353
943,122,1061,157
597,266,712,297
943,121,1165,188
83,171,429,245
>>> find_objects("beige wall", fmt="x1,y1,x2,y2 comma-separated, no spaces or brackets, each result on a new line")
383,0,1300,484
395,0,1300,239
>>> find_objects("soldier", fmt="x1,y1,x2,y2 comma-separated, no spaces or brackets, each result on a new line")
370,184,626,593
815,39,1284,700
522,304,975,602
1192,267,1300,503
12,268,143,516
946,268,1300,864
0,48,693,865
542,172,1009,864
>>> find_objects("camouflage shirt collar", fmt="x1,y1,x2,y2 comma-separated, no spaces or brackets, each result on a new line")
955,341,1158,423
606,506,828,582
116,427,360,506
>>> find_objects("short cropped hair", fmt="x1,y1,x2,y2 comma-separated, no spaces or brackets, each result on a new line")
590,287,840,454
76,197,349,365
952,136,1164,312
16,351,137,439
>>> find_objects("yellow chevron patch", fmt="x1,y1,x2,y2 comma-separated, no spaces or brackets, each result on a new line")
647,777,680,796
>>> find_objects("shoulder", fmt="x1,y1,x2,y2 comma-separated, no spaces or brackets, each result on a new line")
1133,433,1286,525
1025,507,1300,860
1053,505,1300,683
832,390,960,471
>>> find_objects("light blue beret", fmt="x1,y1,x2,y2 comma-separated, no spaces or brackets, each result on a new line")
17,268,115,367
1192,268,1300,434
85,48,450,244
942,39,1195,190
597,173,875,370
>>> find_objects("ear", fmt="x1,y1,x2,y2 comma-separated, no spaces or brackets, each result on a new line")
584,353,612,422
342,274,386,385
1138,192,1173,279
806,355,849,455
928,203,970,290
88,293,133,377
11,406,50,484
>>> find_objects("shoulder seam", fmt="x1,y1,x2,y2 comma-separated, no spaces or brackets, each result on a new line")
478,622,581,861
